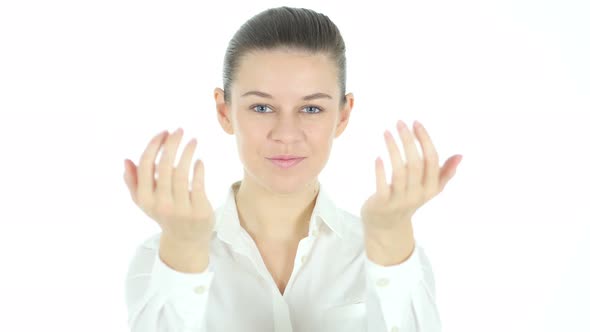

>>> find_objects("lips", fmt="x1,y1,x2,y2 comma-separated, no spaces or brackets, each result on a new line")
267,157,305,169
269,155,304,160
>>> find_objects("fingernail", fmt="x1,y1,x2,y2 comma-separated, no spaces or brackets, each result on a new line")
397,120,405,130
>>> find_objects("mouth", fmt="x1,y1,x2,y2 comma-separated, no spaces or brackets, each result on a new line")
266,157,306,169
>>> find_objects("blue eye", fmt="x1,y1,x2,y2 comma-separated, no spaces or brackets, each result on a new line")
303,106,323,114
250,104,324,114
252,104,270,113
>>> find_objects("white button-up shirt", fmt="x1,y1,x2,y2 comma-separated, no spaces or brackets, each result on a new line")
126,180,441,332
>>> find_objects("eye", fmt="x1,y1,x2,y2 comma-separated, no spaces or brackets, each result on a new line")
302,105,324,114
251,104,271,113
250,104,324,114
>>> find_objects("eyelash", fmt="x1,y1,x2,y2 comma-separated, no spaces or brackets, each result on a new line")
250,104,324,114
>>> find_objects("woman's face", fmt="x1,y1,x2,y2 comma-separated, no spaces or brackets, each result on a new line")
215,48,354,194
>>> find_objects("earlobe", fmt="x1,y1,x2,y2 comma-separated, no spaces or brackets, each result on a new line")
217,106,234,135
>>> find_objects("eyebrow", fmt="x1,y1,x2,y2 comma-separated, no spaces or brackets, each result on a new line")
240,90,333,101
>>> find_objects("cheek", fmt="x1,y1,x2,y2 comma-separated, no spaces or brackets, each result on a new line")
308,122,336,142
236,127,266,158
235,114,263,137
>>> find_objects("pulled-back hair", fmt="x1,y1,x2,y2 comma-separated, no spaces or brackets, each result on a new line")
222,6,347,107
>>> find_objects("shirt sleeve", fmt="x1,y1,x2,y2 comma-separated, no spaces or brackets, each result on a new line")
364,243,441,332
125,235,215,332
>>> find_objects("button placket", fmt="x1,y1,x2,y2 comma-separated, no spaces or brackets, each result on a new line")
301,254,308,264
298,236,315,266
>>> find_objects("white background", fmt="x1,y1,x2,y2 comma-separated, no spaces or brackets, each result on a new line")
1,0,589,331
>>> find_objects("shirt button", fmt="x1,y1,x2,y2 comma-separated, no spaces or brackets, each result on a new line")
193,285,207,294
376,278,390,287
301,255,308,264
311,229,319,237
390,326,399,332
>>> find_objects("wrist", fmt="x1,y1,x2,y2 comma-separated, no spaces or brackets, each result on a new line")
364,222,415,266
159,232,210,273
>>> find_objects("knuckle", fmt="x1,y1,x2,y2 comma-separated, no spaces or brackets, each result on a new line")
409,160,422,169
174,168,189,183
139,152,153,165
154,199,175,218
393,171,406,180
155,160,166,173
192,177,205,190
136,191,152,208
429,151,439,160
426,154,439,165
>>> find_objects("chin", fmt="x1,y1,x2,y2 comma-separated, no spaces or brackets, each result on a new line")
243,156,321,193
268,173,320,195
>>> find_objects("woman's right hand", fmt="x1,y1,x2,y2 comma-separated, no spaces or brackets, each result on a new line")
123,128,215,246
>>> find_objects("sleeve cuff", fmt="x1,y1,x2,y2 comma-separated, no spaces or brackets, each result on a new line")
364,244,426,330
150,247,216,325
364,243,423,286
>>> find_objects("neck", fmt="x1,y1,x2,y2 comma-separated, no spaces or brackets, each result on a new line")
233,177,319,242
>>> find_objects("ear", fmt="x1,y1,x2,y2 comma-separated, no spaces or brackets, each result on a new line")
214,88,234,135
334,93,354,138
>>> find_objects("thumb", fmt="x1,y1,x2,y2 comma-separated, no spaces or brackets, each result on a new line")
439,155,462,192
123,159,138,204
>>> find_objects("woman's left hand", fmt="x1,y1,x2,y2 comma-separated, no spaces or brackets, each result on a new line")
360,120,462,264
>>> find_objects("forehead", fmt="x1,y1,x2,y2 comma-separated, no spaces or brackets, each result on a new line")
234,49,338,95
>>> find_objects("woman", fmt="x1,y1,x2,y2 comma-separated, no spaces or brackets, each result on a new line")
124,6,462,332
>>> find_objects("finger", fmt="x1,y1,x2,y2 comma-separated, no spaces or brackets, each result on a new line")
123,159,138,205
375,156,389,198
384,129,405,195
151,163,157,191
137,130,169,205
439,155,462,191
190,159,207,209
398,120,423,191
174,138,197,210
156,128,184,201
413,121,440,192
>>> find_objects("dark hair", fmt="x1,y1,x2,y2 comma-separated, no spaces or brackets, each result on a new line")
222,6,347,108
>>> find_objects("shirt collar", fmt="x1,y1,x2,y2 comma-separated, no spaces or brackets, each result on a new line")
213,180,344,247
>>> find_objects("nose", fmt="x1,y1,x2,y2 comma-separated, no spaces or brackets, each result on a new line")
269,113,304,143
